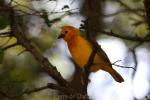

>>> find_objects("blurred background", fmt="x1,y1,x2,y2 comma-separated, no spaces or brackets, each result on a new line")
0,0,150,100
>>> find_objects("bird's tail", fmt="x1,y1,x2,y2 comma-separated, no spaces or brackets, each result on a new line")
109,68,124,83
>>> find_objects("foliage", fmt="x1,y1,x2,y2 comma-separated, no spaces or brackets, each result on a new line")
0,12,10,29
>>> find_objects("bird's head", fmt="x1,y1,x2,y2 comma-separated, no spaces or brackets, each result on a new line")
58,26,80,42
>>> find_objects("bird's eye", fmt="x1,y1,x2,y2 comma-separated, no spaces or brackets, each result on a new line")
65,31,68,33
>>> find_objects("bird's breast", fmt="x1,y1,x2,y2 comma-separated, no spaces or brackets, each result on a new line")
68,37,92,68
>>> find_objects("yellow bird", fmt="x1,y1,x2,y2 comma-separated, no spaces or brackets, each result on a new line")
58,26,124,83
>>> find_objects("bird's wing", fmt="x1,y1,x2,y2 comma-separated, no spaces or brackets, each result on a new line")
97,45,112,66
87,39,112,66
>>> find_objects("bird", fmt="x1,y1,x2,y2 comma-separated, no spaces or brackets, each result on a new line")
58,25,124,83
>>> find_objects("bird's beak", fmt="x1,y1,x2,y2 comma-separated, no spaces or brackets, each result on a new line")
57,34,65,39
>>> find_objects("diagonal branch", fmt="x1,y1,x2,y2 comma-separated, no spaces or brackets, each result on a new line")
9,8,68,87
2,43,19,50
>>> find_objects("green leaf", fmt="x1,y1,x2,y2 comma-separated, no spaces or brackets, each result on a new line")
0,49,4,64
41,11,51,27
0,12,10,29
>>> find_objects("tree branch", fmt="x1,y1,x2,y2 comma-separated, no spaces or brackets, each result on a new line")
8,7,69,87
144,0,150,36
93,29,150,42
0,83,88,100
83,47,97,93
2,43,19,50
24,83,74,95
0,32,11,36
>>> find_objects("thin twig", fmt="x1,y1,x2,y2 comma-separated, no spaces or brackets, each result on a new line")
15,8,79,17
23,83,60,95
112,63,136,71
24,83,88,99
92,29,150,42
0,32,11,36
112,60,122,64
131,49,138,78
2,43,19,50
17,48,26,56
103,8,144,17
112,60,136,70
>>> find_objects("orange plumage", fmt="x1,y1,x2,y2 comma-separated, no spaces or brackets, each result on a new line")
58,25,124,83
